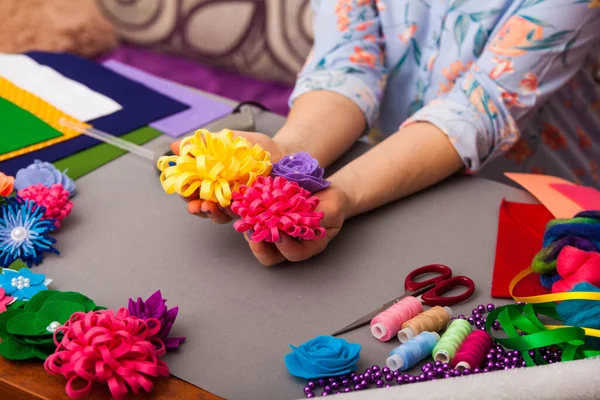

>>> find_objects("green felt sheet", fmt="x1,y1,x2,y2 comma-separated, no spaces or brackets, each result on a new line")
53,126,162,180
0,97,63,155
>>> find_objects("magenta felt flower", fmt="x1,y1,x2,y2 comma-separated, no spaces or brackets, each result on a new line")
271,152,330,193
128,290,186,350
231,176,326,243
0,288,14,313
17,184,73,228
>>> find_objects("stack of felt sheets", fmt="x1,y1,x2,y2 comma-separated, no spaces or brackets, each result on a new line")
0,52,233,179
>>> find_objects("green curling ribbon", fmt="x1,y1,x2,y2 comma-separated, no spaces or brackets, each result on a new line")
485,303,600,367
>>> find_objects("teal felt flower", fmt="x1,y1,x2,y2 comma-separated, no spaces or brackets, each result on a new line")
0,290,101,360
0,267,47,300
284,335,361,379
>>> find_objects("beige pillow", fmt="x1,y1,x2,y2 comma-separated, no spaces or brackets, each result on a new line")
0,0,117,58
96,0,313,84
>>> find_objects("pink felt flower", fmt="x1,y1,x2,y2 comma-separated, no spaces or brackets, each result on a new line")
0,288,14,313
231,176,326,243
17,184,73,227
44,308,169,400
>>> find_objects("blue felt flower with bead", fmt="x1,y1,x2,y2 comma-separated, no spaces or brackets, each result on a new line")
0,267,48,300
0,197,58,267
285,335,361,379
14,160,76,197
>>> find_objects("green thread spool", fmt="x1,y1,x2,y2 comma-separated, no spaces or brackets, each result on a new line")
432,319,472,363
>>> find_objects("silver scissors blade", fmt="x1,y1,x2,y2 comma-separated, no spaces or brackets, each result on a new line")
331,283,436,337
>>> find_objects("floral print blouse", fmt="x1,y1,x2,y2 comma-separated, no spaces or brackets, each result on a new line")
290,0,600,187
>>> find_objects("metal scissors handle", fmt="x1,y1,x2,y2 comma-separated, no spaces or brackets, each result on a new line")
405,264,475,307
331,264,475,336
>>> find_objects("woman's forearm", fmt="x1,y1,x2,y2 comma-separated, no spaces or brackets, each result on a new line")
330,122,464,218
274,91,367,168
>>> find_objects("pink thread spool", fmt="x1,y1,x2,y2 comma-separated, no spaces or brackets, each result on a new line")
450,330,493,370
370,296,423,341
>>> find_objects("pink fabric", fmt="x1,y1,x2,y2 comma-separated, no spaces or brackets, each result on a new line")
231,176,325,243
553,246,600,293
44,308,169,400
99,44,293,116
17,184,73,228
550,183,600,211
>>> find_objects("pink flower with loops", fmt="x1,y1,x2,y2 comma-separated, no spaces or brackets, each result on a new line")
231,176,326,243
17,184,73,227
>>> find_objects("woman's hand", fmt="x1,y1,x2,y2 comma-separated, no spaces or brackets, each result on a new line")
171,131,288,224
243,184,351,266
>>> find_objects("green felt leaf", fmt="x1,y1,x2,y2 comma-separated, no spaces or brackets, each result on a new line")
94,305,108,311
23,335,55,345
35,301,85,332
0,335,35,360
24,290,61,312
45,292,96,312
7,300,27,310
32,344,56,360
6,260,28,271
0,309,24,338
7,311,41,336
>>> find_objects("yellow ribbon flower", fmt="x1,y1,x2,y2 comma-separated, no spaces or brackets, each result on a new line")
157,129,272,207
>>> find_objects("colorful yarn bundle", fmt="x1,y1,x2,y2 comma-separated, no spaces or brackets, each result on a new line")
450,330,493,370
432,319,472,363
44,308,170,399
531,211,600,293
156,129,272,207
370,296,423,342
398,306,453,343
552,246,600,293
231,176,326,243
17,184,73,228
386,331,440,372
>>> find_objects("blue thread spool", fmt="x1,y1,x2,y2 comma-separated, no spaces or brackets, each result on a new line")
386,331,440,371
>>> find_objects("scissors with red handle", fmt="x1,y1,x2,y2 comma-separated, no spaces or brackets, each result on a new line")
332,264,476,336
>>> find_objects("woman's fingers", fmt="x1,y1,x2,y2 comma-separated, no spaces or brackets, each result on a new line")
170,140,181,155
200,201,233,224
275,234,325,262
245,234,287,266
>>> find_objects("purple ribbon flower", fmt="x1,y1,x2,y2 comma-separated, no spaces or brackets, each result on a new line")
271,152,330,193
128,290,186,350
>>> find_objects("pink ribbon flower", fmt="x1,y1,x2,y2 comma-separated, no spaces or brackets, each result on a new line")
44,308,169,400
231,176,326,243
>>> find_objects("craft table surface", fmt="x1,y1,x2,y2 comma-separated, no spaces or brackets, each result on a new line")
3,106,538,399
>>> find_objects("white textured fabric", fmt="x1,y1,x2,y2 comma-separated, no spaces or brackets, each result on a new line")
0,53,122,121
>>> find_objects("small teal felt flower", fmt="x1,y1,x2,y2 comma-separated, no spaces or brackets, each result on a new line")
0,268,47,300
284,335,361,379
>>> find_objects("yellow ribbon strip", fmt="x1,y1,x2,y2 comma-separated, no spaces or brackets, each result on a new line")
156,129,272,207
509,266,600,338
0,77,90,161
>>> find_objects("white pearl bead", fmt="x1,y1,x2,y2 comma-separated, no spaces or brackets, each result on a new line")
46,321,61,333
16,285,23,290
23,278,30,284
10,227,28,242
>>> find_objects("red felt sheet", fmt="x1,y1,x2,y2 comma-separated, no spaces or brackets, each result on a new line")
491,199,554,298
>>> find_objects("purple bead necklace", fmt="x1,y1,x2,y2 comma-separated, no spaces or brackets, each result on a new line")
302,303,562,397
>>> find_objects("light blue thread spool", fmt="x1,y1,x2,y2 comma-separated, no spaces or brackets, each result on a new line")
386,331,440,371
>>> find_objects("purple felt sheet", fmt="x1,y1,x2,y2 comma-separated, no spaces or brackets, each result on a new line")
103,60,234,138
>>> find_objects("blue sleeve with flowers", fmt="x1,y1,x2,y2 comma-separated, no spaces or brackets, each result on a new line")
289,0,387,127
403,0,600,171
